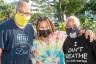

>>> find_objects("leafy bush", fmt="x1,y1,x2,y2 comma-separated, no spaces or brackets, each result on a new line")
0,0,14,23
54,22,65,31
79,16,96,33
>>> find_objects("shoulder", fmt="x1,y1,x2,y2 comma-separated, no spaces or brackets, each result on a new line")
53,31,67,38
49,31,67,42
27,22,33,26
25,21,34,30
0,19,14,30
26,22,34,30
78,34,87,40
25,22,34,37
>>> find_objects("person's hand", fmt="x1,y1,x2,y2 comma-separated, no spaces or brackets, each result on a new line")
85,30,96,42
0,48,2,64
0,48,2,56
36,61,42,64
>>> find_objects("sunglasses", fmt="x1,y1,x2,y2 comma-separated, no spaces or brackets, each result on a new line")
17,9,32,16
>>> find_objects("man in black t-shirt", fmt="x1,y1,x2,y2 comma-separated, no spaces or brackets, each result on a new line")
0,1,34,64
63,16,96,64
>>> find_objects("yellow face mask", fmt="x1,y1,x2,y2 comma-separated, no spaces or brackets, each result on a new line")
15,13,31,27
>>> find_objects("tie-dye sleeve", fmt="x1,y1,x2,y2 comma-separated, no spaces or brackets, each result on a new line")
55,31,67,51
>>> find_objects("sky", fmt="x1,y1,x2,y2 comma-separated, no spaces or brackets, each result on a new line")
4,0,19,3
4,0,55,3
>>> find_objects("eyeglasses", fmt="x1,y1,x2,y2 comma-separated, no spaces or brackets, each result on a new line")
17,9,32,16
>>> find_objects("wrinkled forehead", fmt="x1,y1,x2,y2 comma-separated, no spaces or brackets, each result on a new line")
66,18,76,28
18,2,31,13
39,20,51,29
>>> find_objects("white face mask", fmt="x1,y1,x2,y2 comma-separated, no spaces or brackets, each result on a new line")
69,32,77,38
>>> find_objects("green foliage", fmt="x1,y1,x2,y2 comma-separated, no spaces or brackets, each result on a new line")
65,0,85,15
58,22,65,31
86,0,96,14
79,16,96,33
54,22,65,31
55,0,86,16
30,0,54,16
0,0,14,23
80,0,96,20
30,13,46,24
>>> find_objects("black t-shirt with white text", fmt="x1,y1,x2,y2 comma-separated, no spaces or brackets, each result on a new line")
63,34,96,64
0,19,34,64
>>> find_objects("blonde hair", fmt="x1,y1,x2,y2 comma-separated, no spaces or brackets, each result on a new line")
36,17,55,39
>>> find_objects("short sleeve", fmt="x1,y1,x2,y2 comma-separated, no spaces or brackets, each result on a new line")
0,27,4,49
55,31,67,51
62,39,67,54
28,22,35,46
90,41,96,58
62,37,69,54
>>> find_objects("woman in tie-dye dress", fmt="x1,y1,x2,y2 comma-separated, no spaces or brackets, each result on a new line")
32,17,67,64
